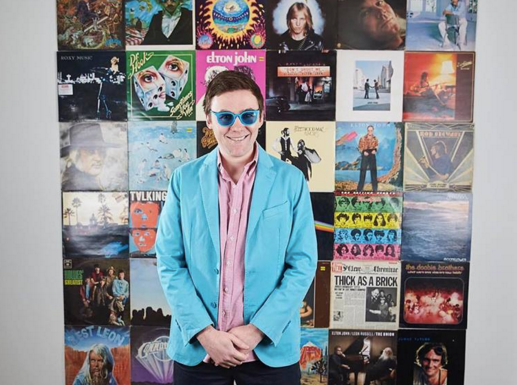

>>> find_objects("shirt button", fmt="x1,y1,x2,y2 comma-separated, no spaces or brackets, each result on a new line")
211,302,217,308
224,287,228,293
232,208,237,214
226,261,231,266
232,185,236,189
230,236,235,241
222,311,226,317
214,268,219,274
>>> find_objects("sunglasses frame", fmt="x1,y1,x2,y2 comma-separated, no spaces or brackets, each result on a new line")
210,109,260,127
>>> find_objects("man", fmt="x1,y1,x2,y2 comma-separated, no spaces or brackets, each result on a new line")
438,0,468,50
374,79,380,99
329,346,351,385
156,71,317,384
366,288,380,321
112,270,129,306
419,141,453,182
363,347,397,385
414,343,448,385
73,343,117,385
357,125,379,192
364,79,370,99
142,0,193,45
273,127,296,163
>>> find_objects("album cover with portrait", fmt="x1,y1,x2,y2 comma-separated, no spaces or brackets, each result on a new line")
311,193,335,261
404,123,474,192
301,279,315,328
300,328,328,384
196,0,266,50
266,121,336,192
196,121,266,156
62,192,129,258
266,50,336,121
58,52,127,122
126,50,195,120
403,52,475,122
314,261,331,328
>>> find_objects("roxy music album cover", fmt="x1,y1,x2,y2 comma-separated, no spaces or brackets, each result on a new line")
404,123,474,192
397,329,466,385
60,122,128,192
266,50,336,121
310,193,335,261
62,192,129,258
64,258,130,326
128,121,196,191
400,261,469,330
57,0,124,50
299,328,328,384
314,261,331,328
403,52,475,122
266,121,336,192
402,192,472,262
335,123,404,193
195,50,266,120
301,279,315,327
196,121,266,156
129,191,167,257
336,0,407,50
329,329,397,385
265,0,337,51
65,325,130,385
196,0,266,50
130,258,172,326
58,52,127,122
131,326,174,385
126,50,195,120
125,0,193,46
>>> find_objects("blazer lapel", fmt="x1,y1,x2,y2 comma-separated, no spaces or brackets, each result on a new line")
199,149,220,260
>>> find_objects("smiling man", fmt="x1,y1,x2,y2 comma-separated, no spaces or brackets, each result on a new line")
156,71,317,385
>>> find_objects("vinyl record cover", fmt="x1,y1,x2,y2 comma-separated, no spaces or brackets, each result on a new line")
397,329,466,385
404,123,474,192
335,122,404,193
265,0,337,51
128,121,196,191
130,258,172,326
300,328,328,384
195,50,266,120
402,192,472,262
57,0,124,50
314,261,331,328
195,0,266,49
266,121,335,192
65,325,130,385
403,52,475,122
266,50,336,121
301,279,315,328
64,258,130,326
58,52,127,122
400,261,469,329
62,192,129,258
311,193,334,261
127,50,195,120
336,51,404,122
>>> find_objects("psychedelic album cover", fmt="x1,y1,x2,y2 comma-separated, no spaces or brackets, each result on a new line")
314,261,331,328
129,191,167,257
406,0,477,52
64,258,130,326
404,123,474,192
128,121,196,191
58,52,127,122
397,329,466,385
63,192,129,258
57,0,124,50
301,279,315,327
335,122,404,193
126,50,195,120
266,50,336,121
266,121,336,192
131,326,174,385
65,325,130,385
403,52,475,122
196,0,266,49
300,328,328,384
402,192,472,262
311,193,334,260
265,0,337,51
125,0,193,46
195,50,266,120
131,258,172,326
329,329,397,385
60,122,128,192
400,261,469,329
336,0,406,50
336,51,404,122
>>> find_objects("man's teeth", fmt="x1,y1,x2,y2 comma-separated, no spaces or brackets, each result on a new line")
228,135,247,141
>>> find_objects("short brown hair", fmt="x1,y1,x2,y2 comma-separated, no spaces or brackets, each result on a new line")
203,70,264,116
287,2,314,34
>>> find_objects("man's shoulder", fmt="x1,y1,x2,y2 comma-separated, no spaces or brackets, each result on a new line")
266,151,305,180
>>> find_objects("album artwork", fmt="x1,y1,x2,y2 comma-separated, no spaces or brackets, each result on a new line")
404,123,474,192
300,328,328,384
126,50,195,120
57,0,124,50
196,0,266,49
314,261,331,328
62,192,129,258
58,52,127,122
128,121,196,191
301,279,315,328
266,50,336,121
266,121,335,192
403,52,475,122
310,193,334,260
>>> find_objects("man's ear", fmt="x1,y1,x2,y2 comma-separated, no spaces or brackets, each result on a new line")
206,113,213,129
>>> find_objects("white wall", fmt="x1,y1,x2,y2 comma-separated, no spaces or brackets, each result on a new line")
0,1,515,384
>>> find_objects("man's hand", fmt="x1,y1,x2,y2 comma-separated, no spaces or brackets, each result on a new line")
364,151,369,156
196,326,249,368
228,324,264,356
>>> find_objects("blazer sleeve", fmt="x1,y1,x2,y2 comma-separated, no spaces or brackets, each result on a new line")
155,169,214,346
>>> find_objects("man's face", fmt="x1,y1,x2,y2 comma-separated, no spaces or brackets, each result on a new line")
335,347,343,355
118,272,125,280
367,126,374,137
76,148,106,176
451,0,459,6
357,0,399,43
422,350,443,378
366,232,374,241
131,229,157,253
289,9,308,35
89,351,105,379
372,289,379,299
94,267,100,273
159,0,182,14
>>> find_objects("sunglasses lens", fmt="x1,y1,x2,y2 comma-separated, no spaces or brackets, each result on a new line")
241,111,258,125
217,113,235,126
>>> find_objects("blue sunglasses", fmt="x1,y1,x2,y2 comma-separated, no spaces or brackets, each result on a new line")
210,109,260,127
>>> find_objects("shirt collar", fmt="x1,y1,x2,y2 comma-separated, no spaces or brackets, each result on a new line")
217,142,259,179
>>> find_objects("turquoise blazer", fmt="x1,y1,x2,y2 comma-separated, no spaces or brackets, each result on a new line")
155,145,317,368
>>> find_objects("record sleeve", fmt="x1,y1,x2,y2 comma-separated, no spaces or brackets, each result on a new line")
314,261,331,328
310,193,335,260
301,279,315,328
300,328,328,384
